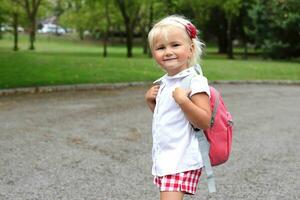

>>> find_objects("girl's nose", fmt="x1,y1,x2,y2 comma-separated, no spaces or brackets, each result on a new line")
164,47,173,56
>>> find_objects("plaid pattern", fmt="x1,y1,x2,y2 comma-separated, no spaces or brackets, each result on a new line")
153,169,202,195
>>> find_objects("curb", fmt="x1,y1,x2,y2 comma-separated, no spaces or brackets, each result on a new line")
0,80,299,96
0,82,152,96
210,80,300,85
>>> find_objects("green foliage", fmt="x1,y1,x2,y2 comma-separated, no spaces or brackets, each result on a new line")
59,0,122,40
223,0,242,19
0,0,26,27
0,0,10,23
59,0,93,33
248,0,300,59
0,0,299,59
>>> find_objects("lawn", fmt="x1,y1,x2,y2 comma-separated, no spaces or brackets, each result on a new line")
0,33,299,89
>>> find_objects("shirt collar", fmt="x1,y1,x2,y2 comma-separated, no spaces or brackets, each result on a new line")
153,65,199,85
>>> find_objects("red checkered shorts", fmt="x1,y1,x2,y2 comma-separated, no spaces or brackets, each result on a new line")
153,169,202,195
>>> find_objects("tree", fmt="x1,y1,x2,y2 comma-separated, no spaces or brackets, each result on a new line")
0,0,11,40
102,0,111,57
248,0,300,59
162,0,180,15
97,0,121,57
136,0,155,55
59,0,106,41
0,0,27,50
115,0,143,57
17,0,43,50
92,0,122,57
59,0,87,40
204,6,228,54
185,0,229,54
11,0,22,51
59,0,122,56
238,0,255,59
222,0,242,59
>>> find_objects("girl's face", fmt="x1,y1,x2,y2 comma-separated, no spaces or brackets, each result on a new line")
152,27,194,76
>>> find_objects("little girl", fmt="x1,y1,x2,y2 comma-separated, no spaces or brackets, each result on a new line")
145,15,211,200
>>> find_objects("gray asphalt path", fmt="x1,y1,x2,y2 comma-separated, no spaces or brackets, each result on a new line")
0,84,299,200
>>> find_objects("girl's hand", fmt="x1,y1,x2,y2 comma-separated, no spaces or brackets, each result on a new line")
145,85,160,102
145,85,160,112
172,87,191,105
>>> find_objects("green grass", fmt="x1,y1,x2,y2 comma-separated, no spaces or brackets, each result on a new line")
0,33,299,89
0,50,161,88
202,59,300,81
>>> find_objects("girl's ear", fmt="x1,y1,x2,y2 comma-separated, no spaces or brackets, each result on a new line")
189,43,195,60
190,43,195,53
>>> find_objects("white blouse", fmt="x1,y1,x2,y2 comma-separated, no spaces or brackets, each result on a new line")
152,67,210,176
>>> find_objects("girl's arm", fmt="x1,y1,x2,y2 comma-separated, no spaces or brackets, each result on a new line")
145,85,160,113
173,87,211,129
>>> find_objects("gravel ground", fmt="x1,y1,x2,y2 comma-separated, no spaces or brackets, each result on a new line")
0,84,299,200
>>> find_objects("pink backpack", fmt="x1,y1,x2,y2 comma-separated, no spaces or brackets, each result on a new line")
181,65,233,193
204,86,233,166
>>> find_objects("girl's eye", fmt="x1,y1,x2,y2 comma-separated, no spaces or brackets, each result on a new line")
156,46,165,50
173,43,180,47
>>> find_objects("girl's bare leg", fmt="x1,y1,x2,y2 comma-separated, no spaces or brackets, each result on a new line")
160,191,184,200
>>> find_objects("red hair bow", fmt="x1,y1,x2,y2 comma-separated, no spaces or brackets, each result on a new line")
185,23,197,39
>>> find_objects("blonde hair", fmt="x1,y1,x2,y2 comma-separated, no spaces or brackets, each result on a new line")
148,15,204,67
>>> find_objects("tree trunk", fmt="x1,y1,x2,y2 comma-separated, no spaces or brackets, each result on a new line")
29,16,36,50
148,1,154,57
144,1,153,56
78,28,84,40
0,23,3,40
103,0,111,57
141,24,148,55
226,17,234,59
103,26,109,57
13,11,19,51
243,33,248,60
142,30,148,55
116,0,138,58
125,23,133,58
141,22,148,55
22,0,42,50
217,33,227,54
103,32,108,57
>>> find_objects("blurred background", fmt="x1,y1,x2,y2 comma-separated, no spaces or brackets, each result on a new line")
0,0,299,89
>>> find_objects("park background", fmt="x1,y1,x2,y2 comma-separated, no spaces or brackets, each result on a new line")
0,0,299,90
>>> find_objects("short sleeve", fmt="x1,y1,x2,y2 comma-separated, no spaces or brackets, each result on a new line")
189,75,210,98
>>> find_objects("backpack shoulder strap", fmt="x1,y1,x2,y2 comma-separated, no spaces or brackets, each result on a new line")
196,130,217,193
181,64,203,89
181,65,217,193
210,87,220,127
194,64,203,75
